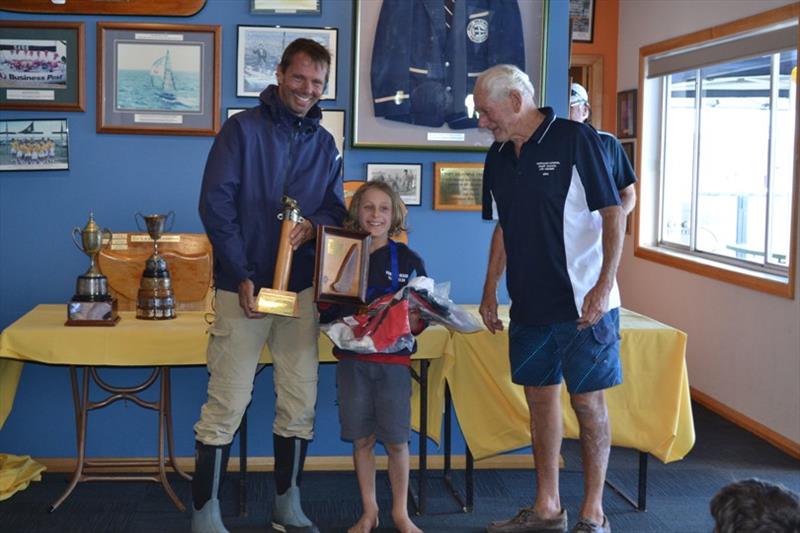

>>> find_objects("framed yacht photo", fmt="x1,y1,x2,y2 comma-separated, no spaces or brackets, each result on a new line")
0,21,85,111
96,22,221,136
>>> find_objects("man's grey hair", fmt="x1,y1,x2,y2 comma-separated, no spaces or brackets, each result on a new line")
477,64,535,103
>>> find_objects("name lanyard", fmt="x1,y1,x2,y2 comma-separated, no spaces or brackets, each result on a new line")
367,240,400,301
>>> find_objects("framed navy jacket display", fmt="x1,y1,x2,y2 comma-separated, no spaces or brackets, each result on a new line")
352,0,546,150
371,0,525,130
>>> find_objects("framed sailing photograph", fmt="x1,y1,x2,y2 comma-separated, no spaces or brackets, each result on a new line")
236,25,337,99
433,162,484,211
352,0,546,150
366,163,422,207
96,22,221,136
251,0,320,15
0,21,85,112
0,118,69,172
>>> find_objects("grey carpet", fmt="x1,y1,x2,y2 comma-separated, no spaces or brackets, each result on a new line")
1,403,798,532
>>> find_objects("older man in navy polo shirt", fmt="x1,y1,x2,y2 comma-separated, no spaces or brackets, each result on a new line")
474,64,625,533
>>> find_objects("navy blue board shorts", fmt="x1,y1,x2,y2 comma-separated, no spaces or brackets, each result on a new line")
508,308,622,393
336,358,411,445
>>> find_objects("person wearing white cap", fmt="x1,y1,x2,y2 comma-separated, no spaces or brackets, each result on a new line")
569,83,637,215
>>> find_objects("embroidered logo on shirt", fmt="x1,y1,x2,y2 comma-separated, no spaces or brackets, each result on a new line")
467,19,489,43
536,161,560,176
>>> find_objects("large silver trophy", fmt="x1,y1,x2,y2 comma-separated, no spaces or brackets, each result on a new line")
135,212,176,320
66,213,119,326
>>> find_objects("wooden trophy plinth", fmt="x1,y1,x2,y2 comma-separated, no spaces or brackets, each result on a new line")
256,197,301,317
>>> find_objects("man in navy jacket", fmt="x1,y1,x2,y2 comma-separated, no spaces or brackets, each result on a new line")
192,38,346,533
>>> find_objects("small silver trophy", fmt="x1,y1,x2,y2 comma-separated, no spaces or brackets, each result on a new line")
66,213,119,326
135,211,176,320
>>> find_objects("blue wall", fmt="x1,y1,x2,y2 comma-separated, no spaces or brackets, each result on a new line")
0,0,569,458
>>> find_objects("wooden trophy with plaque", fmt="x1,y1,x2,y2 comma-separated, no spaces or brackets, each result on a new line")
313,226,370,306
256,196,304,317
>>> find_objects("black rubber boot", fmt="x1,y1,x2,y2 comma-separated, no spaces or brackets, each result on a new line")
271,435,318,533
191,441,231,533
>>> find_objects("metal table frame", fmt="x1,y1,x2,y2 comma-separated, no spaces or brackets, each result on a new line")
440,383,649,513
50,366,191,512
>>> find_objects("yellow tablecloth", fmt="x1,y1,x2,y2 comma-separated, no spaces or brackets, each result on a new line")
1,304,694,465
439,307,694,463
0,304,450,440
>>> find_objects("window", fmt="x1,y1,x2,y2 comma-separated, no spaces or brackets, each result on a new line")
637,6,799,297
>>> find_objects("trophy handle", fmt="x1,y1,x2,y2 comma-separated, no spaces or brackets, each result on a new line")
165,210,176,232
102,228,113,248
71,227,84,253
134,211,145,232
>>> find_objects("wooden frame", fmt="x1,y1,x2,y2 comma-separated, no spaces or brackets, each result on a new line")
433,162,484,211
314,225,370,305
96,22,221,136
634,4,799,298
569,53,604,130
569,0,595,43
236,25,337,99
0,118,69,171
251,0,320,15
617,89,638,138
0,21,85,112
351,0,547,150
366,163,422,207
0,0,206,16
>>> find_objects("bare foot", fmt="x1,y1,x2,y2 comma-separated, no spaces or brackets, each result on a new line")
347,513,379,533
392,514,422,533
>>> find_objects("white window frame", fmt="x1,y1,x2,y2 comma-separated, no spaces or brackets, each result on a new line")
634,5,799,298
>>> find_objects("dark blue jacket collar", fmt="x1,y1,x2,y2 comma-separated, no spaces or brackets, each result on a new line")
259,84,322,131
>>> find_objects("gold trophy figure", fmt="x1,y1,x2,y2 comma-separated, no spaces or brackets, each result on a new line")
135,211,176,320
256,196,303,317
66,213,119,325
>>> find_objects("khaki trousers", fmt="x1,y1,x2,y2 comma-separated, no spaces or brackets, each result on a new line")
194,288,319,445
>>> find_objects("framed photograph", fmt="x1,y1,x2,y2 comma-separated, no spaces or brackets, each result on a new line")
352,1,546,150
0,118,69,171
434,162,484,211
569,0,595,43
366,163,422,207
251,0,320,15
96,22,221,136
314,225,370,305
617,89,638,138
0,21,85,111
237,25,337,99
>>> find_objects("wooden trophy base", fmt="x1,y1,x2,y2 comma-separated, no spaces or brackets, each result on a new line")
256,288,298,318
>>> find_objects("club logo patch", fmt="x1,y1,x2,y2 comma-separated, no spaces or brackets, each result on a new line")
467,19,489,43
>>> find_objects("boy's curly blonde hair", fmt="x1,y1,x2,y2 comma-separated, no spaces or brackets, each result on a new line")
344,180,407,237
